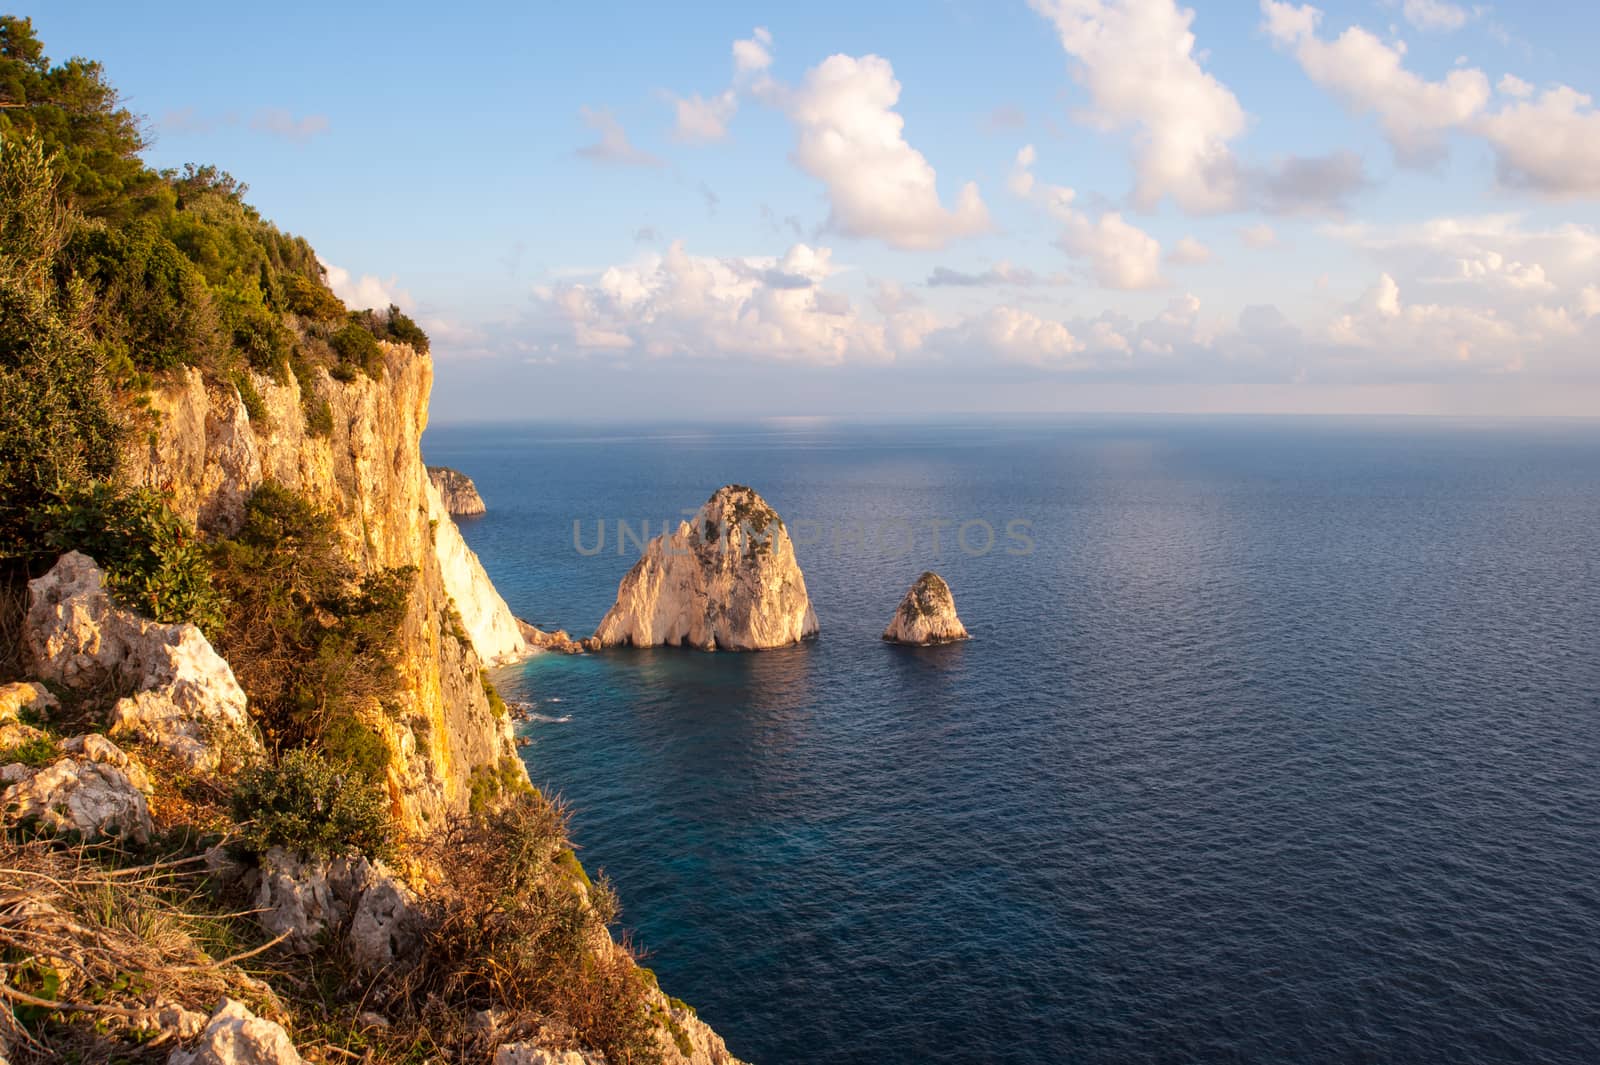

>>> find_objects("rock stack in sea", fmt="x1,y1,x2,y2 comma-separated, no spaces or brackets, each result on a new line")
426,465,487,516
592,484,819,651
883,571,970,645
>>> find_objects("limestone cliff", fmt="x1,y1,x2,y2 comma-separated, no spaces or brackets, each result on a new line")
593,485,818,651
124,344,514,832
429,478,528,665
883,571,970,645
428,465,487,516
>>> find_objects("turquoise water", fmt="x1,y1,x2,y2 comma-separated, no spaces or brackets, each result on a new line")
425,416,1600,1065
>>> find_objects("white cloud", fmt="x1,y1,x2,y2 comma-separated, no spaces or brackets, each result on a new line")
317,257,411,311
785,54,990,249
932,306,1086,366
1029,0,1247,212
1497,74,1533,99
1168,236,1213,265
669,28,776,142
1398,0,1470,32
576,107,663,166
1475,86,1600,199
1260,1,1490,164
544,241,894,364
1239,223,1278,249
671,91,738,143
1057,210,1166,289
1006,144,1076,217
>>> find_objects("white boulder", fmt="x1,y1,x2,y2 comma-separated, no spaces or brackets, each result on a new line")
167,998,303,1065
24,552,259,773
2,754,152,843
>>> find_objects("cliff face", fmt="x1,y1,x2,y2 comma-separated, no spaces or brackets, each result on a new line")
124,344,514,832
429,478,528,665
427,466,487,516
593,485,818,651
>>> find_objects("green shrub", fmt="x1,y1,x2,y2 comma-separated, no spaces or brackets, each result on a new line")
232,372,267,423
35,483,224,636
329,321,383,378
284,274,346,321
210,484,412,760
0,135,123,557
0,735,57,768
68,219,222,371
480,671,507,720
380,304,429,353
232,748,395,861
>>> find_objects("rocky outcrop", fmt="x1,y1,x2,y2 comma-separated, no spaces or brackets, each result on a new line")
238,847,424,977
167,998,304,1065
429,479,528,665
0,681,57,749
516,619,592,656
593,485,818,651
124,347,516,830
2,742,153,844
428,466,487,516
23,551,260,774
883,571,970,645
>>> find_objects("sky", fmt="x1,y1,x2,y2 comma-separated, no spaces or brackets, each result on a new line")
26,1,1600,421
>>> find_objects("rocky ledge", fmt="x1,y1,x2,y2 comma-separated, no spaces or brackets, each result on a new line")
883,571,970,645
593,485,819,651
428,466,487,517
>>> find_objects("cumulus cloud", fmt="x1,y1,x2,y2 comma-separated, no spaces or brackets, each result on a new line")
668,27,775,142
926,262,1039,287
1261,1,1490,165
785,54,991,249
1167,236,1213,265
543,241,896,364
318,257,411,312
931,306,1086,366
1312,215,1600,376
1056,210,1166,289
1029,0,1247,213
576,107,663,167
1475,86,1600,199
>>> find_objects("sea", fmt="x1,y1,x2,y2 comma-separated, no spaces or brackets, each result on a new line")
423,416,1600,1065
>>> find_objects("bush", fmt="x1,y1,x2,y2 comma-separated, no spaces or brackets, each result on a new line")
0,734,57,768
232,748,395,861
480,671,507,720
284,274,346,321
380,304,429,354
0,135,123,556
209,484,412,760
417,794,655,1063
35,483,224,636
330,321,383,378
67,219,222,371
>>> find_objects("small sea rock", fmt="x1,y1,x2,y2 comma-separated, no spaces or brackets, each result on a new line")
883,571,970,646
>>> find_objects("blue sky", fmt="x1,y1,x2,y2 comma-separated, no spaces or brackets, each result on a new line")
26,1,1600,420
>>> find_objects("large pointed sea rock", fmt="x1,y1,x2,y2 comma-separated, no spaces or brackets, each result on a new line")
593,485,818,651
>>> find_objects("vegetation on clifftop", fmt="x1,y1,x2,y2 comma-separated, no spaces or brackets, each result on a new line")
0,19,704,1065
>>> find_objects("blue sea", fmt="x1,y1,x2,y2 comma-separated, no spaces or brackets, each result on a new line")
424,416,1600,1065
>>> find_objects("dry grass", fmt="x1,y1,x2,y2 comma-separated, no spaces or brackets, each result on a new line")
0,838,284,1062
